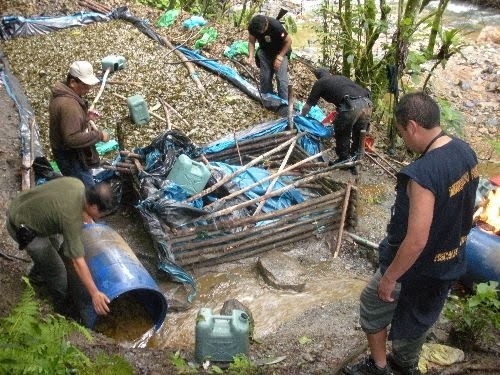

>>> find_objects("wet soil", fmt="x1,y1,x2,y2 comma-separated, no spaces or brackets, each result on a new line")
0,1,499,374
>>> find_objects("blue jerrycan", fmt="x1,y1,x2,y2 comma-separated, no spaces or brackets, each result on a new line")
195,307,249,363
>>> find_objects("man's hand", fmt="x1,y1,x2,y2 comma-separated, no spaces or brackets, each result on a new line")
87,109,100,122
378,274,396,302
91,290,110,315
100,131,110,142
247,56,255,66
273,55,283,71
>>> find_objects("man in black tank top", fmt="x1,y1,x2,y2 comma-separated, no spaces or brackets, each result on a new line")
343,93,478,375
301,68,372,165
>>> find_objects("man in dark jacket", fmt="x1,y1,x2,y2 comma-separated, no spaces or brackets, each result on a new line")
247,14,292,101
343,93,478,375
7,177,113,321
301,68,372,165
49,61,109,187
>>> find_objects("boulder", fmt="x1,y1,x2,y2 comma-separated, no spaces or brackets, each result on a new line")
477,26,500,45
257,250,306,292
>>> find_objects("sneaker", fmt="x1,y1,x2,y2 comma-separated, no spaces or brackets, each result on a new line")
387,354,421,375
343,357,393,375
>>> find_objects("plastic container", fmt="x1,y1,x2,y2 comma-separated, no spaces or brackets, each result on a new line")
75,224,167,330
101,55,126,73
195,307,249,363
127,94,150,125
167,154,211,195
461,227,500,289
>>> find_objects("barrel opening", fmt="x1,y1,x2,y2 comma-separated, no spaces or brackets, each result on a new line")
95,289,168,337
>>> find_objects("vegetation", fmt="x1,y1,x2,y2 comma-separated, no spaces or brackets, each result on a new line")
0,278,133,375
169,351,258,374
444,281,500,349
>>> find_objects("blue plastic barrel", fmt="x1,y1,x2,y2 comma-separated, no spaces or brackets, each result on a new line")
78,224,167,330
462,227,500,288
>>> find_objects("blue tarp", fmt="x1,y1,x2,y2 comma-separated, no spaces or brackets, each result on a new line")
211,162,304,213
203,116,333,156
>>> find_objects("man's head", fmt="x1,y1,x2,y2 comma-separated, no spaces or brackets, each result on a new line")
313,68,331,80
248,15,268,36
66,61,100,96
395,92,442,153
84,183,113,219
395,92,440,130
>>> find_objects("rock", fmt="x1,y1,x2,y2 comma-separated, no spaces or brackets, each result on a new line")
477,26,500,45
464,101,475,108
478,127,489,134
257,250,306,292
458,80,472,91
485,118,498,128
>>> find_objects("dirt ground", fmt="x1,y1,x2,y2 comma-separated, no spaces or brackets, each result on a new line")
0,1,499,374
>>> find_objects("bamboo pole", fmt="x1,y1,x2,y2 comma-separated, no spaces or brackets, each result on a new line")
205,148,329,210
333,183,352,258
186,134,303,203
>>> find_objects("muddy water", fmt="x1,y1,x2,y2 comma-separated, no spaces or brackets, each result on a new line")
150,262,367,349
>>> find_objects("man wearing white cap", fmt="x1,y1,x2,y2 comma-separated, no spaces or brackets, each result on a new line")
49,61,109,187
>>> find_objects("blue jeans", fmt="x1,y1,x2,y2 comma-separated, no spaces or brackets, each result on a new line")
257,49,289,101
53,149,95,187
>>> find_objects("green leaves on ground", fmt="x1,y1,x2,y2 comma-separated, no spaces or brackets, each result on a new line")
0,277,133,375
444,281,500,348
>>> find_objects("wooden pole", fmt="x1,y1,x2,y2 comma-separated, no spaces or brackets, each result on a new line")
158,97,172,130
205,148,329,209
333,183,352,258
287,84,294,131
206,168,344,219
366,153,396,179
186,134,303,203
252,139,296,216
344,231,379,250
175,191,344,238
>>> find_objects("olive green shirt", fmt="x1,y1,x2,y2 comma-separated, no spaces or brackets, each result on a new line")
8,177,86,258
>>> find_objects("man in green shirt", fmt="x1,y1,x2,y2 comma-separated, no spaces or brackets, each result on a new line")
7,177,112,318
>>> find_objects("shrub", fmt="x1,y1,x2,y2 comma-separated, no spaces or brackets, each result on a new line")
444,281,500,350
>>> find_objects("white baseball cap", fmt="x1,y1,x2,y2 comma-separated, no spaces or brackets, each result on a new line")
68,61,100,85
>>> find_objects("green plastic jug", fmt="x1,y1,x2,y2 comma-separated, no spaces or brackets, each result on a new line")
195,308,249,363
127,94,150,125
167,154,211,195
101,55,126,72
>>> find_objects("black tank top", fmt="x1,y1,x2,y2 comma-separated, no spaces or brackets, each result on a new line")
379,137,479,281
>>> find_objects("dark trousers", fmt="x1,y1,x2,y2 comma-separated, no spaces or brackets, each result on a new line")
334,96,372,160
53,149,95,187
